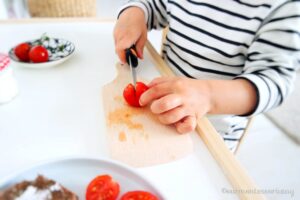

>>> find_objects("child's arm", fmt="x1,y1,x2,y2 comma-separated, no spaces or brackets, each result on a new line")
141,1,300,133
139,77,257,133
114,0,168,63
234,1,300,116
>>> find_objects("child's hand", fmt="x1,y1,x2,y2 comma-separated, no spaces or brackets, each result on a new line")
114,7,147,64
140,77,212,133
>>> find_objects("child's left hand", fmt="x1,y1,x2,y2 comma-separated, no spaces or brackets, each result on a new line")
139,77,212,133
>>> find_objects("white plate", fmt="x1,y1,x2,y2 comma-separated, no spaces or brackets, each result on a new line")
0,157,165,199
8,37,75,69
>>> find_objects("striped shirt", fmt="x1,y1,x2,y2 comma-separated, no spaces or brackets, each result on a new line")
118,0,300,152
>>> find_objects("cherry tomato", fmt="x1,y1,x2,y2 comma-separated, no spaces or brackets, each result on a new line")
123,82,149,107
120,191,159,200
14,43,31,62
86,175,120,200
29,45,49,63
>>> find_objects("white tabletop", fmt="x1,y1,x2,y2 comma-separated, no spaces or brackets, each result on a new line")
0,20,237,200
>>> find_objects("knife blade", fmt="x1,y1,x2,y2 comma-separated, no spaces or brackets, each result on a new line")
126,46,138,89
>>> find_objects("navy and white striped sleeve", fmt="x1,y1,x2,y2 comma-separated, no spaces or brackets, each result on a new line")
118,0,169,30
236,0,300,116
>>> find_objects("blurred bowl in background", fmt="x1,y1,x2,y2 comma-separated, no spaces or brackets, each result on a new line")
9,37,75,69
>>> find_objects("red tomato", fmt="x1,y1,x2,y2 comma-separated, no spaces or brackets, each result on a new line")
86,175,120,200
14,43,31,62
29,45,49,63
120,191,159,200
123,82,149,107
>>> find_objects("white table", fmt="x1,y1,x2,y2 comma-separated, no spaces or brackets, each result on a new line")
0,20,237,200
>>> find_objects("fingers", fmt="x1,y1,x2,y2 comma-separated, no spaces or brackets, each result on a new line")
113,7,147,64
150,94,182,114
117,49,126,65
135,29,147,59
115,32,146,64
175,116,197,134
158,106,188,125
115,37,133,64
148,77,174,87
139,82,173,106
139,76,197,133
155,103,196,133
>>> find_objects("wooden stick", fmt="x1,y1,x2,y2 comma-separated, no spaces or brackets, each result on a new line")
160,27,169,55
234,117,254,154
146,41,265,200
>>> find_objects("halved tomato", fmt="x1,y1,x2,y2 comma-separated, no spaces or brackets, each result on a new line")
123,82,149,107
120,191,159,200
86,175,120,200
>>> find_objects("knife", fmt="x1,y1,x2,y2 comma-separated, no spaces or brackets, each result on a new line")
125,45,138,89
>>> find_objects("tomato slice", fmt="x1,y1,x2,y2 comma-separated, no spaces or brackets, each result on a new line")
123,82,149,107
120,191,159,200
86,175,120,200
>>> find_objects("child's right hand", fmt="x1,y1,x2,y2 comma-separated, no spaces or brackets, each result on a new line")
114,7,147,64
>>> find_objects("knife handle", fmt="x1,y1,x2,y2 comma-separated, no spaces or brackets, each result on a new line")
125,45,138,68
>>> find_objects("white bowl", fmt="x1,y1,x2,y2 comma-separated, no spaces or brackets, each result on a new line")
0,157,165,199
8,38,75,69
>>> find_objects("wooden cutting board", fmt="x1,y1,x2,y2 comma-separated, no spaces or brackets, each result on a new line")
102,63,193,167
